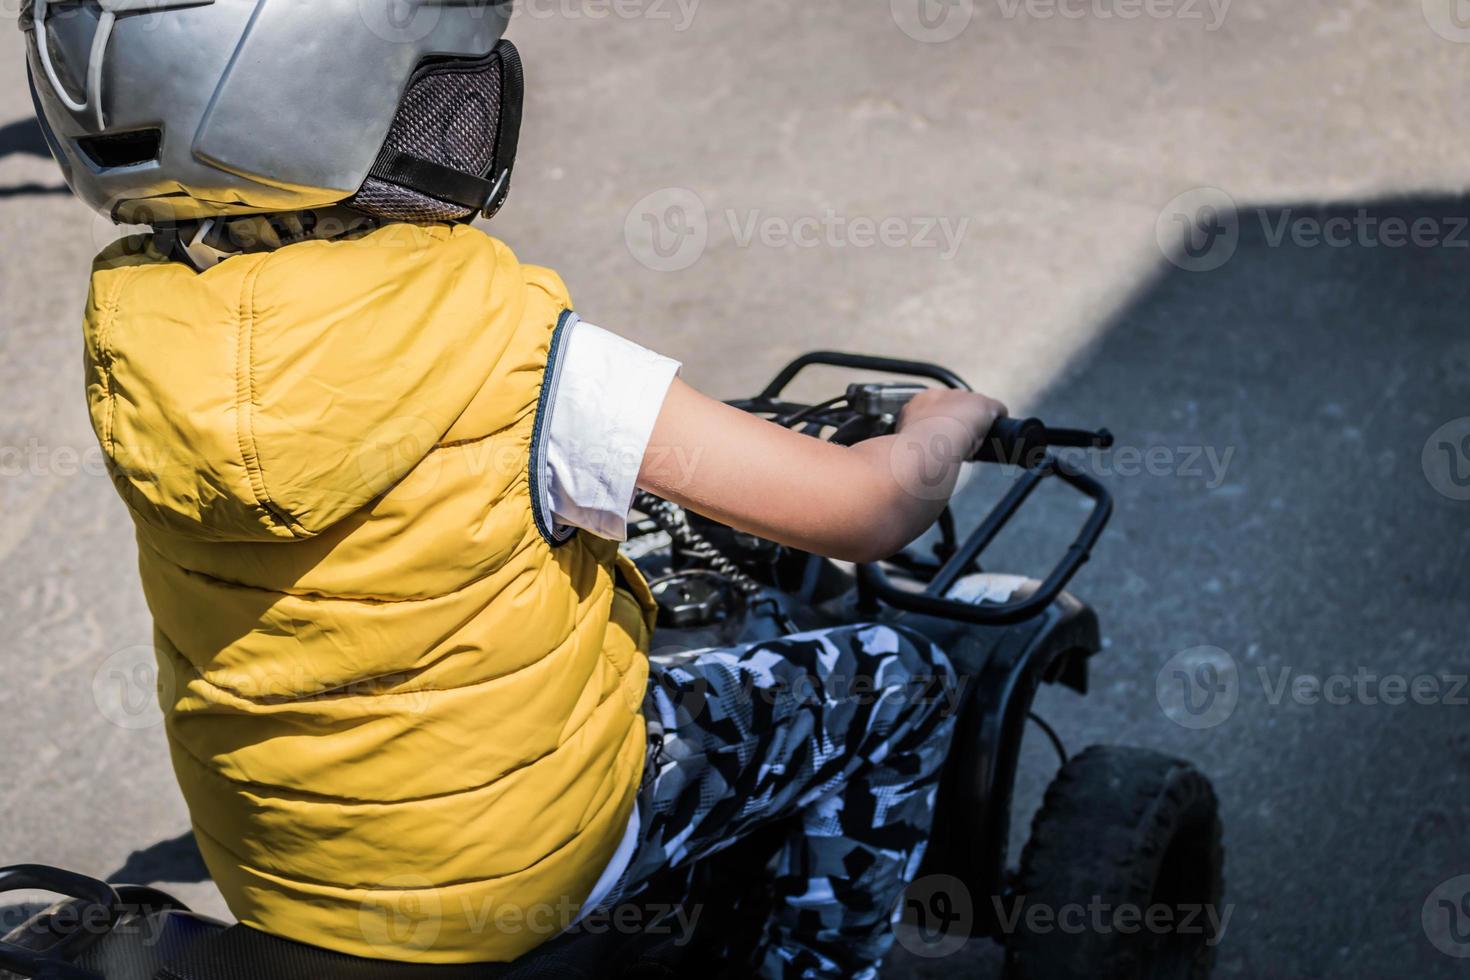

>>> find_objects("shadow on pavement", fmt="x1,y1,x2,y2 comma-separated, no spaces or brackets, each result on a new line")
0,116,68,199
2,194,1464,977
889,192,1470,979
0,117,49,159
1031,196,1470,980
106,832,210,887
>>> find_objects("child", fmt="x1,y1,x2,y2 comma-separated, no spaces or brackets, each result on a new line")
24,3,1005,976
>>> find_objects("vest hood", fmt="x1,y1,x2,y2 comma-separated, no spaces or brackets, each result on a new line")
86,223,528,543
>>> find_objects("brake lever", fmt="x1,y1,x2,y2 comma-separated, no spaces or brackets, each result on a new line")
845,382,928,422
834,384,1117,478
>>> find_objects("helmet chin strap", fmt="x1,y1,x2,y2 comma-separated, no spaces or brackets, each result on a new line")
179,219,226,271
157,207,382,272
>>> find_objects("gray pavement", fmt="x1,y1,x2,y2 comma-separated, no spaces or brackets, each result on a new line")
2,2,1468,977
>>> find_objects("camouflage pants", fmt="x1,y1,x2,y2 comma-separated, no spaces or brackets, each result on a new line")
600,623,959,979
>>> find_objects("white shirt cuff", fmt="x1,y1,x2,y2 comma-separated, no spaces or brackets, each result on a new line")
542,318,680,541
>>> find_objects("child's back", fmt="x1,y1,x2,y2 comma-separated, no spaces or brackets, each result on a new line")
87,222,651,961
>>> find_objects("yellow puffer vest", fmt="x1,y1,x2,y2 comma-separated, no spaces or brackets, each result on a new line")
83,223,654,963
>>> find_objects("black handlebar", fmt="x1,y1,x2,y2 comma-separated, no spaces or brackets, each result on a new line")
976,416,1115,467
843,380,1114,469
740,352,1117,626
0,864,121,978
760,350,971,398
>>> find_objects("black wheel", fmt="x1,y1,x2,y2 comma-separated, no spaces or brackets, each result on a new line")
1004,745,1224,980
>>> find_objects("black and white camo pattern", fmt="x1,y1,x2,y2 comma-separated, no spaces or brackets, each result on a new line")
599,623,959,979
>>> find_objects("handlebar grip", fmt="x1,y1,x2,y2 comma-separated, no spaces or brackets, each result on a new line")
973,416,1048,465
973,418,1115,465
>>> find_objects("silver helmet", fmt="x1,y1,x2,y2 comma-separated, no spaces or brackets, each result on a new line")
21,0,521,225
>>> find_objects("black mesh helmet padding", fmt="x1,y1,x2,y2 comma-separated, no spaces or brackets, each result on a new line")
349,51,505,222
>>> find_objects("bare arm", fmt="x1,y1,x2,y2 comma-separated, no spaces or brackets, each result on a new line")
638,378,1006,563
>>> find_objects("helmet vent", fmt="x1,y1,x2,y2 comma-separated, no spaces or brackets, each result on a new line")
76,128,161,169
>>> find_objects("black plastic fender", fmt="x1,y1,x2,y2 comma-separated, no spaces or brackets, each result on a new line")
907,585,1103,938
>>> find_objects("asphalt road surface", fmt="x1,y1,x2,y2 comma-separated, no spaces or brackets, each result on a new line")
2,2,1468,977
